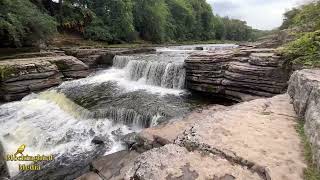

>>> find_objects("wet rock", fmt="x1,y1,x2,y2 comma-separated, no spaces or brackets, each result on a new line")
185,48,290,101
121,132,138,148
288,69,320,169
111,128,123,141
91,137,104,145
0,142,9,179
195,47,204,50
91,136,112,146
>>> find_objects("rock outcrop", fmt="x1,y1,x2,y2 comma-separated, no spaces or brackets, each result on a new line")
185,48,290,101
78,94,305,180
0,55,89,101
288,69,320,169
64,47,156,68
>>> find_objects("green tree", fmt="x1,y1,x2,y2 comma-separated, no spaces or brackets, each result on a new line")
133,0,170,43
0,0,57,47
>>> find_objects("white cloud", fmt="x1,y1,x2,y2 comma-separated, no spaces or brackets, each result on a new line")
207,0,308,30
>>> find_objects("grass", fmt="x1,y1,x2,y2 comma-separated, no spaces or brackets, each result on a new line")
295,120,320,180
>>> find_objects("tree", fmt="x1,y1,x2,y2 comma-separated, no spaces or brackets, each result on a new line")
0,0,57,47
133,0,170,43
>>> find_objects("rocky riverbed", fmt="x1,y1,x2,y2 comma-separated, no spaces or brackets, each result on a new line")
1,44,320,180
78,93,307,180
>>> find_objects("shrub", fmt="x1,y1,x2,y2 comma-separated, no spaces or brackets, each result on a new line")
282,30,320,68
0,0,57,47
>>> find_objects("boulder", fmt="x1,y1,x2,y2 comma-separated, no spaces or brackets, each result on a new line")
288,69,320,169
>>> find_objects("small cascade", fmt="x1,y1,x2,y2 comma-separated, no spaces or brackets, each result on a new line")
113,55,186,89
113,56,132,68
93,107,159,128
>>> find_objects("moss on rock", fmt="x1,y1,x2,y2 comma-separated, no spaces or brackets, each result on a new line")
0,65,17,81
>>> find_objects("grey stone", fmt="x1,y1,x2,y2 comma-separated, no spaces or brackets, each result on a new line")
185,48,290,101
288,69,320,169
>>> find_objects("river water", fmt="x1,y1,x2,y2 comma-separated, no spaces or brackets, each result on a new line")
0,44,236,179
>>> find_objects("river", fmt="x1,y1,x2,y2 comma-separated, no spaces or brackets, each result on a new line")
0,44,236,179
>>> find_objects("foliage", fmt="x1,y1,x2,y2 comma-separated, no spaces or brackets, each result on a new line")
0,0,258,47
282,30,320,68
133,0,171,43
280,1,320,32
88,0,135,42
83,17,112,41
0,0,57,47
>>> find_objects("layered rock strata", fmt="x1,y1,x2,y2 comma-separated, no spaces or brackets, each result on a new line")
78,94,305,180
288,69,320,169
0,55,89,101
64,47,156,68
185,48,290,101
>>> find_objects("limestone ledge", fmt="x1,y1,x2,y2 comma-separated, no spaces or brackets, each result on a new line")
185,48,290,101
78,94,305,180
0,55,89,101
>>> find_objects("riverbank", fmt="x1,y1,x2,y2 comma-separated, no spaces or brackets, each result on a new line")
78,94,306,180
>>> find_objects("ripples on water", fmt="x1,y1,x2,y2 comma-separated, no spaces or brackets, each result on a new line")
0,44,236,179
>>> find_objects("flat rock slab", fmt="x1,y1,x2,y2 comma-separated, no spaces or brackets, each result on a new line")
78,94,306,180
177,94,305,180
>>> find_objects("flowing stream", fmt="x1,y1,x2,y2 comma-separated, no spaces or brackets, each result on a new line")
0,44,236,180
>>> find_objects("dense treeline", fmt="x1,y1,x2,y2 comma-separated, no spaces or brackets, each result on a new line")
280,1,320,68
0,0,258,47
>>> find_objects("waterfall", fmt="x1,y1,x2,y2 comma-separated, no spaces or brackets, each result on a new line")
113,55,132,68
93,107,160,128
113,55,186,89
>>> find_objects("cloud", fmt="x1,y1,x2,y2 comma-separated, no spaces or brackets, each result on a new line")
207,0,307,30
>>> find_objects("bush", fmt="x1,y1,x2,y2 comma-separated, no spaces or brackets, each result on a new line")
0,0,57,47
282,30,320,68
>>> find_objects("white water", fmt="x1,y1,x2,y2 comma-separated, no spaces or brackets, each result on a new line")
0,44,235,178
0,91,134,176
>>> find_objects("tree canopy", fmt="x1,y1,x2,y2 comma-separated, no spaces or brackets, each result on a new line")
0,0,259,47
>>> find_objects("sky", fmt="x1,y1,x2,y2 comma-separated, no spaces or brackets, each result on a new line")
207,0,310,30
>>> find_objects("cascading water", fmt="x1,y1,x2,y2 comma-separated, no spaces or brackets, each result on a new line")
113,53,187,89
0,44,235,180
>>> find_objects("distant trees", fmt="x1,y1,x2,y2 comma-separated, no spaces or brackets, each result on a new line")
0,0,259,47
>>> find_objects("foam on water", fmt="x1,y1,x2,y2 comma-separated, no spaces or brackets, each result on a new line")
59,68,185,96
0,91,134,176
